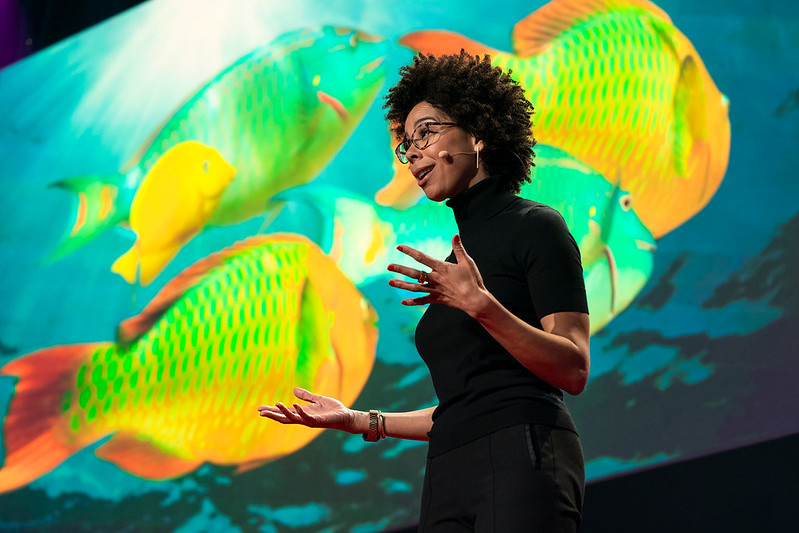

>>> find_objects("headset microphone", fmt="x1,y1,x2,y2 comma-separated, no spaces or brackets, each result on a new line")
438,150,478,160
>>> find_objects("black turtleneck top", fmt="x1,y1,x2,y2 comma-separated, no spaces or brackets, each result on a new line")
415,176,588,457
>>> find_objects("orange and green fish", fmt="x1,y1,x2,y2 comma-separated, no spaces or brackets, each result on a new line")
0,235,378,493
52,26,387,283
399,0,731,238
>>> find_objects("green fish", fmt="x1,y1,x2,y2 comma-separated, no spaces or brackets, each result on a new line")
0,235,378,493
52,26,387,282
272,145,656,333
520,145,657,330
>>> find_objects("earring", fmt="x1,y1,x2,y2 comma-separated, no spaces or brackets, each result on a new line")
476,149,480,169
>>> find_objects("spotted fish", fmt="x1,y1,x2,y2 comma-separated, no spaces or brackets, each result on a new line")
400,0,731,237
0,235,378,493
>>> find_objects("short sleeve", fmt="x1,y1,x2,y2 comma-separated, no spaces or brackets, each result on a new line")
521,206,589,320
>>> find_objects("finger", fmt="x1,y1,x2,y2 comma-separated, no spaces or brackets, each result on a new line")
401,294,436,306
451,234,465,262
396,245,440,269
276,402,303,423
294,387,317,403
387,263,430,282
389,278,437,293
258,405,290,421
259,411,291,424
293,403,316,423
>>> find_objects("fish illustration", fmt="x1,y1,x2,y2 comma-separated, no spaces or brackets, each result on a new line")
0,235,378,493
519,146,656,282
51,26,387,283
520,148,656,330
583,223,654,333
272,145,655,332
375,127,425,209
399,0,731,238
111,141,236,285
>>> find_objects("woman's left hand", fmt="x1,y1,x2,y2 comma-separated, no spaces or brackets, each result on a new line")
388,234,491,316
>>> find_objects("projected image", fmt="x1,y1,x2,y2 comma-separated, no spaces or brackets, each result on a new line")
1,0,796,531
1,234,377,492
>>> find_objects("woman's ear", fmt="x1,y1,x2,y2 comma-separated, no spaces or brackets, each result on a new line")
474,139,485,152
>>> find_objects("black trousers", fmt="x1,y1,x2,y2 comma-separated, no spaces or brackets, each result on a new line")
419,423,585,532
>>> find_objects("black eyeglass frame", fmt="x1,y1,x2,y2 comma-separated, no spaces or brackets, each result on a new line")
394,121,458,164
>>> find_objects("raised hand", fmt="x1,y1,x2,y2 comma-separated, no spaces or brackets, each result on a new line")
258,387,357,433
388,234,491,317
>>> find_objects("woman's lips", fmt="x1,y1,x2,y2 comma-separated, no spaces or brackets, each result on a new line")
415,166,433,188
418,171,430,188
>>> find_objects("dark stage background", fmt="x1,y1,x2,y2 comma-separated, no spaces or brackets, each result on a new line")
1,0,797,531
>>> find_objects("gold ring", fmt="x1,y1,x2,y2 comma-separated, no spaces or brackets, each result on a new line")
418,271,428,284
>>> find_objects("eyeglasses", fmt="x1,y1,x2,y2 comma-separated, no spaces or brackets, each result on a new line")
394,121,458,164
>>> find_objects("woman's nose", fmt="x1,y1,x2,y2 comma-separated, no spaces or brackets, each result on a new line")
406,143,422,162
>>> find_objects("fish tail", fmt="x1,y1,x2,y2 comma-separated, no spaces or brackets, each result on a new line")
110,245,140,285
375,160,421,209
47,175,129,261
110,241,181,287
0,343,106,493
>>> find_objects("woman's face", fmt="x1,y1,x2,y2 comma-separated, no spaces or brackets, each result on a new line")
402,102,488,202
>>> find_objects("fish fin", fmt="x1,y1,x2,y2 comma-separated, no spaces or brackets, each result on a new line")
375,163,422,209
110,244,140,285
46,175,128,261
0,343,107,493
116,235,284,345
672,55,708,177
137,242,182,287
512,0,673,56
235,459,270,474
95,432,202,479
111,241,181,287
317,91,350,121
603,245,618,313
302,242,377,403
399,30,499,57
256,200,287,235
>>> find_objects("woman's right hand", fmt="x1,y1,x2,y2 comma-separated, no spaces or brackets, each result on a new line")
257,387,359,433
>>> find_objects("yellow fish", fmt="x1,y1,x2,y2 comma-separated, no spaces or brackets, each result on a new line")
0,235,377,493
400,0,731,237
111,141,236,286
375,128,424,209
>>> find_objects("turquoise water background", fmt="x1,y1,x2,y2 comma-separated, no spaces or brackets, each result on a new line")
0,0,797,531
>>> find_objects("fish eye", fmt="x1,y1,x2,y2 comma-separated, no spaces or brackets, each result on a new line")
203,160,210,173
619,194,633,211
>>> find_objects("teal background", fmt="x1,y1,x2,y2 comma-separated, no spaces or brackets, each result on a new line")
0,0,797,531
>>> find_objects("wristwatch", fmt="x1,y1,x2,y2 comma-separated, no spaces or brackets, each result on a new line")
362,410,381,442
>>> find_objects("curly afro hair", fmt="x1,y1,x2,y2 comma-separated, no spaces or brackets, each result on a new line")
383,51,536,194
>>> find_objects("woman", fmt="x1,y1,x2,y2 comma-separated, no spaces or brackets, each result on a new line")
258,51,590,532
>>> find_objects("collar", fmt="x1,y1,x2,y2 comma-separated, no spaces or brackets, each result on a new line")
446,176,517,230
